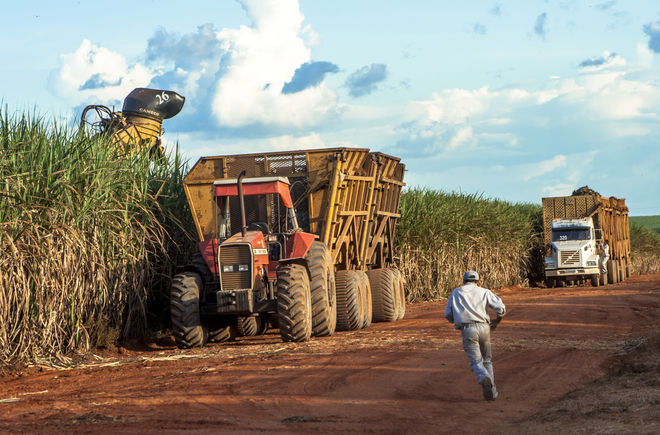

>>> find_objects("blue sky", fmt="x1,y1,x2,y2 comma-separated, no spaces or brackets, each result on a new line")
2,0,659,215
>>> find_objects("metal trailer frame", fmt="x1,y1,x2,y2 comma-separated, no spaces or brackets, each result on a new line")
542,194,631,282
182,147,405,271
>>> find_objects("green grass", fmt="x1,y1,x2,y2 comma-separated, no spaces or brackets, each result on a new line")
396,187,544,300
630,216,660,234
0,108,193,365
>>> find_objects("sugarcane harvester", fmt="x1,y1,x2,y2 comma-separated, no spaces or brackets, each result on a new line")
80,87,185,155
171,148,406,347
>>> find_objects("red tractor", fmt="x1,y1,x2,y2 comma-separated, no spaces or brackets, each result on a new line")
170,171,336,347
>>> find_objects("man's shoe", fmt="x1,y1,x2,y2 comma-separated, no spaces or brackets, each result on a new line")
482,377,494,401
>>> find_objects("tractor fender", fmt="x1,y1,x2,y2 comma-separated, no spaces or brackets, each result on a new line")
277,257,312,282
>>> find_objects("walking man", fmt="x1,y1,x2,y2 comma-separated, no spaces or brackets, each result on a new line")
444,270,506,401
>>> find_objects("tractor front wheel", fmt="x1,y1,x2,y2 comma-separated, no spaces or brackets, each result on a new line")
170,272,207,348
277,264,313,342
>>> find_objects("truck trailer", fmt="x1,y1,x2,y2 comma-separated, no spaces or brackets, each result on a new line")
542,193,630,287
171,148,406,347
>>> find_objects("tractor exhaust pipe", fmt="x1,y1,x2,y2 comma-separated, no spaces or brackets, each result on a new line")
237,171,248,237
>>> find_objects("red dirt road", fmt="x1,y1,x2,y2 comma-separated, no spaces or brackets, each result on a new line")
1,274,659,434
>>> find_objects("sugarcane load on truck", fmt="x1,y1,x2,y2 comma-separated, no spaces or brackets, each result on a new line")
171,148,406,347
542,186,631,288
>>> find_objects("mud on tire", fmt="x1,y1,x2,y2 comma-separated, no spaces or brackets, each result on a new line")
390,268,406,320
366,268,397,322
170,272,207,348
277,264,313,342
305,241,337,337
335,270,363,331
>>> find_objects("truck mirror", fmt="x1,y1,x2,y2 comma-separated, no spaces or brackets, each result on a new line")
595,229,603,241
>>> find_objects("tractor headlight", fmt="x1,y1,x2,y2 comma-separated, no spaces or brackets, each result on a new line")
222,265,234,273
238,264,249,272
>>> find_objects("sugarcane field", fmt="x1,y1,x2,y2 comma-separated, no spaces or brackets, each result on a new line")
3,2,660,433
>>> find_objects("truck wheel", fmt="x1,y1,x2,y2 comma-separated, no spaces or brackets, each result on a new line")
390,268,406,320
235,316,259,337
305,241,337,337
590,274,599,287
170,272,207,348
607,260,617,284
366,268,397,322
357,271,372,329
277,264,313,342
335,270,363,331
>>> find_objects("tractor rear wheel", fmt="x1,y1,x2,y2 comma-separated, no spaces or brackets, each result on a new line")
170,272,207,348
357,271,372,329
277,264,313,342
366,268,397,322
335,270,363,331
305,241,337,337
390,268,406,320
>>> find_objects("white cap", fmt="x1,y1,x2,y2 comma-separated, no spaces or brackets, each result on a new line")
463,270,480,282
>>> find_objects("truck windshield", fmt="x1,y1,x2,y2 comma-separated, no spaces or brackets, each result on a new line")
551,228,591,242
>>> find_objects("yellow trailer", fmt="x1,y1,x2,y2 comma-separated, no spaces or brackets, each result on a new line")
173,148,406,347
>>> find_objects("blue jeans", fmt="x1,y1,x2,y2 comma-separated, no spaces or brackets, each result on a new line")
461,323,496,391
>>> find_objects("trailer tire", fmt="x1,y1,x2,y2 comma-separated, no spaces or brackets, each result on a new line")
607,260,617,284
390,268,406,320
366,268,397,322
305,241,337,337
170,272,207,348
335,270,363,331
357,271,372,329
235,316,259,337
277,264,313,342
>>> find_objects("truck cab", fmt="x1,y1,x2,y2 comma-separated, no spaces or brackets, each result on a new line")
544,217,602,286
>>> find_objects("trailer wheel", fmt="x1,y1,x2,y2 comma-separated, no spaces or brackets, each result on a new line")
390,268,406,320
357,271,372,328
305,241,337,337
335,270,363,331
590,274,600,287
366,268,397,322
607,260,618,284
170,272,207,348
235,316,259,337
277,264,313,342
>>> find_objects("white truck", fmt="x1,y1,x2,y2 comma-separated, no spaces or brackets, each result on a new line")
544,217,602,287
542,193,630,288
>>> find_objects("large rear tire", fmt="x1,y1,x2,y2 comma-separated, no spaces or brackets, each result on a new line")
390,268,406,320
170,272,207,348
335,270,363,331
277,264,313,342
305,241,337,337
366,268,397,322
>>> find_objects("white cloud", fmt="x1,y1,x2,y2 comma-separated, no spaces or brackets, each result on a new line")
49,39,154,104
542,184,575,197
522,155,566,182
210,0,338,127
